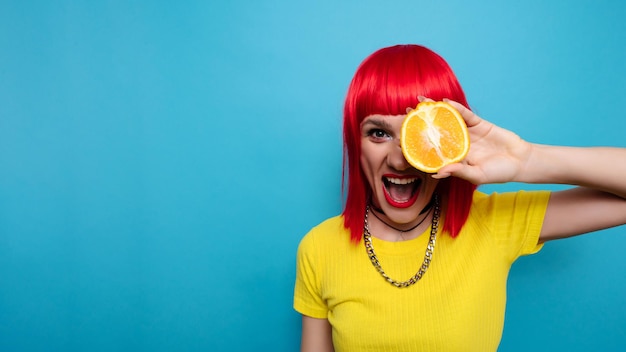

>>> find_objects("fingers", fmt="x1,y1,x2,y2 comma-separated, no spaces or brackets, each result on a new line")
432,163,463,179
442,99,482,127
432,162,482,185
417,96,482,127
418,95,434,103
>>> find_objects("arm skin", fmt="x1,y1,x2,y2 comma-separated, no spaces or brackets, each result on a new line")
301,316,334,352
435,99,626,242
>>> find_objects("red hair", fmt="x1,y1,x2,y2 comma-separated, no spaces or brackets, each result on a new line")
342,44,477,243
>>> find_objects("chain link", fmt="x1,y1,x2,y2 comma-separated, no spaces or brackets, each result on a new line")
363,195,440,288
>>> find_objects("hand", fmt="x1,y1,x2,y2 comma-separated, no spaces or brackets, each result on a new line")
432,99,533,185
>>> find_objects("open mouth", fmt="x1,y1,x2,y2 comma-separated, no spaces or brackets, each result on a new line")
382,176,421,208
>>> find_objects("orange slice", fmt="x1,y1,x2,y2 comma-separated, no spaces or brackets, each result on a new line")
400,101,469,173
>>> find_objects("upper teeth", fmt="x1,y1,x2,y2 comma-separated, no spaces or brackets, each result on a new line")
386,177,417,185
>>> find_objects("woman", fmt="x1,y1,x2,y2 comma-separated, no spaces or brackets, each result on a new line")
293,44,626,351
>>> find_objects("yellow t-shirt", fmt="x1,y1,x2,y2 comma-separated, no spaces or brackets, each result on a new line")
294,191,550,351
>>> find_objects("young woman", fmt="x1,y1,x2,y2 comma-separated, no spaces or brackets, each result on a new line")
293,44,626,351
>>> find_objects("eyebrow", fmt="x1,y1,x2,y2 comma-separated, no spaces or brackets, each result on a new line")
361,116,392,130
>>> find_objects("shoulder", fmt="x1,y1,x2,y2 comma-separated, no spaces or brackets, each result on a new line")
464,190,552,238
296,215,352,273
470,190,551,213
298,215,350,251
464,190,552,258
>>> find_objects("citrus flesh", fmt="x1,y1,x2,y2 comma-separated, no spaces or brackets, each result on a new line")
400,101,470,173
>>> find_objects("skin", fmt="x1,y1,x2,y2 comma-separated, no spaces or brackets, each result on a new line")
301,317,334,352
300,98,626,351
358,112,440,240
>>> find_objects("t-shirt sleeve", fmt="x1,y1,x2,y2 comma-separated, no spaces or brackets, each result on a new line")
475,190,551,262
293,231,328,319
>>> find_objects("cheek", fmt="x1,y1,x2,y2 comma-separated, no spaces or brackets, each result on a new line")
359,154,374,181
360,142,384,166
423,179,440,193
359,146,379,186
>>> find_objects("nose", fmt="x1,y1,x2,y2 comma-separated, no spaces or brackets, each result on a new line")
387,141,411,171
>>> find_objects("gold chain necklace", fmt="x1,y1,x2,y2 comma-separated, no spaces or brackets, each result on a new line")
363,195,440,288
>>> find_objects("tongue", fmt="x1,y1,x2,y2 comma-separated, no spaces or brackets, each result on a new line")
387,183,414,202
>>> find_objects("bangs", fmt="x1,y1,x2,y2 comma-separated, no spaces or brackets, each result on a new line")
351,45,467,121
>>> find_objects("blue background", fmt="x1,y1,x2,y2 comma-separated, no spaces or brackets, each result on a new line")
1,0,625,351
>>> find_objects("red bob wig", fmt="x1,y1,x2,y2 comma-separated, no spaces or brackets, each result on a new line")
342,44,477,243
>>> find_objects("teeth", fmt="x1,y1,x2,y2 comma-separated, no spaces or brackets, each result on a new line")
385,177,418,185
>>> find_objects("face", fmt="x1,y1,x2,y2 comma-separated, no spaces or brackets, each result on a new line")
360,114,439,225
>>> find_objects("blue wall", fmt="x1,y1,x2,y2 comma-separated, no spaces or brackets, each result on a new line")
1,1,624,351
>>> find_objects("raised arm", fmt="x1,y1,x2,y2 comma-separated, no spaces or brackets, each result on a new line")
435,99,626,241
519,145,626,241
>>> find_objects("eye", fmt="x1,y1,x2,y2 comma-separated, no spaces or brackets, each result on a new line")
367,128,392,142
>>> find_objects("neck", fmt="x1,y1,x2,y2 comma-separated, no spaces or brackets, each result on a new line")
369,197,434,230
369,206,433,241
365,195,439,242
370,197,434,216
